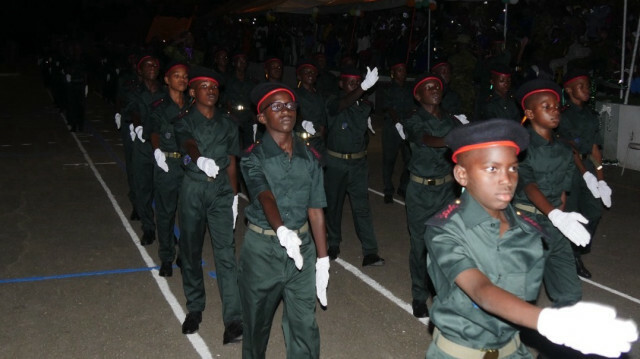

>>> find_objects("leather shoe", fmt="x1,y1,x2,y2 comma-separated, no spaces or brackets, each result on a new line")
159,262,173,277
328,246,340,261
384,194,393,204
412,300,429,318
182,311,202,334
130,209,140,221
223,319,243,344
140,230,155,246
362,254,385,267
575,256,592,278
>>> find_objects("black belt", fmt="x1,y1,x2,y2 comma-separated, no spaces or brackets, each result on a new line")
163,151,182,159
327,149,367,160
247,222,309,236
410,173,453,186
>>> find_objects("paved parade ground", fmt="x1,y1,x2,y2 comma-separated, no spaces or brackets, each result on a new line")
1,67,639,358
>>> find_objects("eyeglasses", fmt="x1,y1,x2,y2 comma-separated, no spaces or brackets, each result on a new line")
265,101,298,112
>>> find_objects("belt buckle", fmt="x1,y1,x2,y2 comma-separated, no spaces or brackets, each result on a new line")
425,178,435,185
482,349,499,359
344,153,352,159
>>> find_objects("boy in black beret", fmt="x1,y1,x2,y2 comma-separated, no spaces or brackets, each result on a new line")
477,63,521,122
293,59,328,164
174,67,243,343
425,118,637,358
558,69,611,278
239,82,329,358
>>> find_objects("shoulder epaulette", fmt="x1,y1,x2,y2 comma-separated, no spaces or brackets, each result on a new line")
426,200,462,226
151,97,165,108
177,109,189,119
243,140,261,156
517,211,549,239
560,104,570,112
306,142,322,162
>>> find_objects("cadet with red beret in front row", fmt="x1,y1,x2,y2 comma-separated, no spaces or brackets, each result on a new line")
425,118,637,358
239,82,329,358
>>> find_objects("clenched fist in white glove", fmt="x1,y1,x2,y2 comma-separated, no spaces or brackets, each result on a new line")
153,149,169,173
114,113,121,129
134,126,145,143
538,302,638,358
583,172,600,199
367,116,376,134
196,156,220,178
360,66,379,91
598,180,612,208
548,209,590,247
129,124,135,141
276,226,303,270
316,256,330,306
395,122,406,140
232,194,239,229
301,120,316,135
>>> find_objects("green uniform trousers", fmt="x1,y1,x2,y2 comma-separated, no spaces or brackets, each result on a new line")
382,120,410,196
324,155,378,255
178,174,242,324
153,157,183,263
405,180,455,302
239,229,319,359
132,140,155,232
119,123,136,208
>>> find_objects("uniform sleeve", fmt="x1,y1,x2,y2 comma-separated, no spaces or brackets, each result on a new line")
307,156,327,209
240,152,270,202
148,106,162,134
426,224,478,288
404,112,426,145
326,95,340,116
562,152,576,192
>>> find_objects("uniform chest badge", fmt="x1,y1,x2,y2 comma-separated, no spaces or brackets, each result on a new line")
165,132,172,139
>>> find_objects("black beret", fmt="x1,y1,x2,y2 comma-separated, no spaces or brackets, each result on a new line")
136,53,160,71
188,66,224,87
264,56,283,68
515,79,561,110
563,68,589,86
445,118,529,163
339,66,362,78
250,82,296,113
164,60,189,76
489,62,512,76
296,59,317,72
413,72,444,96
430,60,449,72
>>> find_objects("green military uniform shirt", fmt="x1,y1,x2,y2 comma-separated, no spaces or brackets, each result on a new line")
426,190,546,348
478,90,521,122
379,81,416,125
226,74,256,122
128,84,167,139
404,107,456,178
294,86,328,155
149,94,189,153
315,68,338,98
557,104,602,155
440,88,463,116
325,94,371,154
242,133,327,229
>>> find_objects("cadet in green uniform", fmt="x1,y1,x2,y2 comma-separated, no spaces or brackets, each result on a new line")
403,73,458,318
149,61,190,277
324,66,385,266
314,52,339,98
431,60,463,116
558,69,612,279
127,54,166,245
380,61,414,203
512,80,585,309
425,118,636,359
263,57,283,83
293,59,328,165
225,53,257,150
478,63,521,122
239,82,329,359
174,68,243,343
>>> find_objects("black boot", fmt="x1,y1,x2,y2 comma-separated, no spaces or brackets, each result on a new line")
140,230,155,246
223,319,243,344
182,311,202,334
130,209,140,221
575,256,591,278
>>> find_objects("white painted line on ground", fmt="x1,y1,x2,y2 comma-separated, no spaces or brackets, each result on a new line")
1,144,11,147
367,186,640,307
336,258,429,326
21,143,32,146
67,123,213,359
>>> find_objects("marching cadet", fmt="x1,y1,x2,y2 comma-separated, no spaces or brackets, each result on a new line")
324,66,385,266
477,63,521,122
173,67,243,343
239,82,329,359
425,118,637,359
379,60,414,203
293,59,328,164
127,54,166,245
403,73,459,318
148,61,190,277
314,52,339,98
431,59,463,116
263,57,284,83
225,53,257,150
558,69,612,279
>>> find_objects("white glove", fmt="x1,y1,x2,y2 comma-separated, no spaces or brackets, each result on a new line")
252,123,258,142
232,194,239,229
134,126,145,143
153,148,169,173
395,122,406,140
583,172,601,199
84,85,88,97
454,114,469,124
65,74,71,83
129,124,135,141
538,302,638,358
548,209,590,247
316,256,330,306
114,113,121,129
367,116,376,134
360,66,379,91
301,120,316,135
196,156,220,178
276,226,303,270
598,180,612,208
